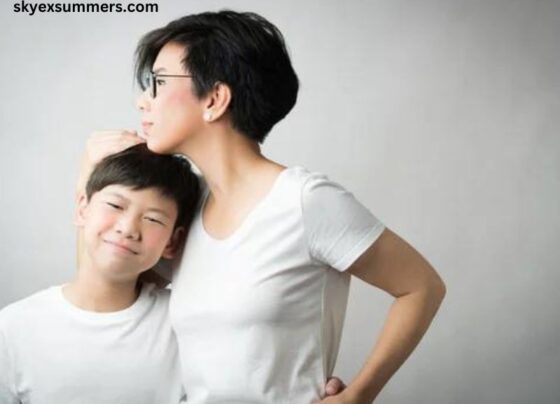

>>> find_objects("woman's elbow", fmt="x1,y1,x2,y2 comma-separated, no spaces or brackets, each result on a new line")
428,271,446,304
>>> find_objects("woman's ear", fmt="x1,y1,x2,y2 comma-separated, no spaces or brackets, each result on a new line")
74,193,89,227
202,81,232,123
162,226,187,259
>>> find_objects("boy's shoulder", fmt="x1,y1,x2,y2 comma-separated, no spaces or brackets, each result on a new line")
0,286,59,328
0,283,170,331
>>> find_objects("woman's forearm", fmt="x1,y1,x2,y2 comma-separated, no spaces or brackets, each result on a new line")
345,281,446,403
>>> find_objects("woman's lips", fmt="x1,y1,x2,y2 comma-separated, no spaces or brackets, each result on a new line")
141,122,153,133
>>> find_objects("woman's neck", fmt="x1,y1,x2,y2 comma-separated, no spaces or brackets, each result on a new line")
180,126,281,201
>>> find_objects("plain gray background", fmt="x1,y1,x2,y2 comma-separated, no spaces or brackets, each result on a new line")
1,1,559,403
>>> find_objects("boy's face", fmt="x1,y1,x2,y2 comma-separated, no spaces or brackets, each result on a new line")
77,184,182,281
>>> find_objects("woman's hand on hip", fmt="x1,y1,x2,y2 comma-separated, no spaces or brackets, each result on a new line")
317,388,365,404
315,377,364,404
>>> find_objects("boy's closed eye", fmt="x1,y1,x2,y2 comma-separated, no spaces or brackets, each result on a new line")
106,202,123,210
144,216,166,226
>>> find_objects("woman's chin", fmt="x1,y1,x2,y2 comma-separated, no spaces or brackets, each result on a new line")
145,138,177,155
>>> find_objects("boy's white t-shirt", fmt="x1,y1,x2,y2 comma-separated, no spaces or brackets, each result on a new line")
0,282,185,404
170,166,385,403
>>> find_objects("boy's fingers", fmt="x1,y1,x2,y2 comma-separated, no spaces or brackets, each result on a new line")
90,132,141,143
89,129,138,137
85,130,145,165
87,130,143,146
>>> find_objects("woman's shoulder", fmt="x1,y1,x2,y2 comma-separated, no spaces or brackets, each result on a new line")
280,166,344,198
281,165,331,187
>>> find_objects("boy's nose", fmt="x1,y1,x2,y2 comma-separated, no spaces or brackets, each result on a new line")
116,216,141,241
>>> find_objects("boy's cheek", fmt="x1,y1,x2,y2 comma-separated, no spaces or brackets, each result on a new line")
143,232,172,254
91,211,118,231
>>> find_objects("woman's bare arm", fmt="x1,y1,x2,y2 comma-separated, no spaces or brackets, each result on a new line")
321,228,446,403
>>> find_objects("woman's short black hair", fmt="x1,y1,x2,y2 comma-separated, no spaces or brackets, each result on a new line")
86,144,201,230
135,10,299,144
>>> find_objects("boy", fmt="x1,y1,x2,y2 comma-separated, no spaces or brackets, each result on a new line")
0,144,200,403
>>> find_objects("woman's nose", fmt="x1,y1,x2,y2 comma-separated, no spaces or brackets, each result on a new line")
136,90,151,112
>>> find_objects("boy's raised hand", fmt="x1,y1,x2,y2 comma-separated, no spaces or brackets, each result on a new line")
76,130,145,198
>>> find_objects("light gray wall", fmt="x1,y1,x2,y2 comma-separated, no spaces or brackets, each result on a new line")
1,1,558,403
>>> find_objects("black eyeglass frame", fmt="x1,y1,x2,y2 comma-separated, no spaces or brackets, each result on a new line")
144,71,193,98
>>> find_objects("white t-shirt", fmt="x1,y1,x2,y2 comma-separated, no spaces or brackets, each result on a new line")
0,282,185,404
170,166,385,403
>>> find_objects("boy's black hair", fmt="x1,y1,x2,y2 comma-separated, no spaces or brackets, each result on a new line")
134,10,299,144
86,144,201,230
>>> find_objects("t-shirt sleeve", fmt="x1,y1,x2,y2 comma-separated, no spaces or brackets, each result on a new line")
0,325,20,404
302,172,385,272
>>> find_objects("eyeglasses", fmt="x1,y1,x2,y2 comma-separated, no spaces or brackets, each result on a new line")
143,71,193,98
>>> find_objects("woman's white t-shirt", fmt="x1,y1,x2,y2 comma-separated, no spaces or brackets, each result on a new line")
171,166,385,404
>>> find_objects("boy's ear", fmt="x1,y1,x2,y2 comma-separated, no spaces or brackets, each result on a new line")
74,193,89,227
161,226,186,259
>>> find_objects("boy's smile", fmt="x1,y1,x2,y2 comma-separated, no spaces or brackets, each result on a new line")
102,239,140,256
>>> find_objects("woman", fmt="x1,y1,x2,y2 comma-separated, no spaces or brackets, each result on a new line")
79,10,446,403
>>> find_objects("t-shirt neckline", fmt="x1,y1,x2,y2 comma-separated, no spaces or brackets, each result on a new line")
198,166,297,245
55,282,154,322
